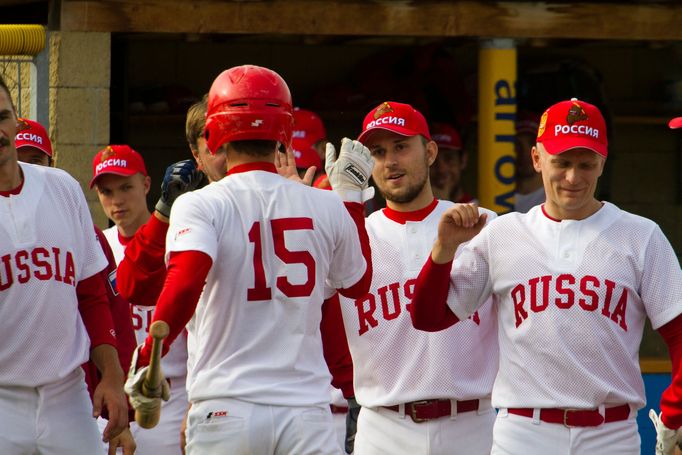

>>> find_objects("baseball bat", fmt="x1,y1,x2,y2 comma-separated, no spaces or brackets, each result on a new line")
135,320,170,429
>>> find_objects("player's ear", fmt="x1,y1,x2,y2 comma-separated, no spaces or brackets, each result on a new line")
531,145,542,173
426,140,438,167
143,175,152,194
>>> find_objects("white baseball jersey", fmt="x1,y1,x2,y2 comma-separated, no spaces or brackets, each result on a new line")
167,165,366,407
102,226,188,380
447,202,682,409
0,162,107,386
337,200,499,408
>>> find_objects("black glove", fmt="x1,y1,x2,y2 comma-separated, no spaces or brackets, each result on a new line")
345,397,360,454
155,159,208,218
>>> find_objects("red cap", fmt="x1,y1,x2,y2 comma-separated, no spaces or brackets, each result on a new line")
293,108,326,145
292,139,322,169
669,117,682,129
537,98,608,157
430,122,462,151
358,101,431,144
15,118,52,157
90,145,148,188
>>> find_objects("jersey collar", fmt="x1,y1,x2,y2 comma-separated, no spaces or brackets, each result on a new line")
382,198,438,224
227,162,277,176
0,178,24,197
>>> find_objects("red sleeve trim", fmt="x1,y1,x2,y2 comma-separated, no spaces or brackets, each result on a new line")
658,313,682,428
137,250,211,367
77,273,117,348
321,293,354,398
410,256,460,331
338,202,372,299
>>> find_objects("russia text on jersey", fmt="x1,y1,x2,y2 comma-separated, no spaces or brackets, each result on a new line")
355,278,480,336
512,274,628,331
0,247,76,290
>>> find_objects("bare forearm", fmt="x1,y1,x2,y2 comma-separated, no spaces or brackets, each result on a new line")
91,344,124,380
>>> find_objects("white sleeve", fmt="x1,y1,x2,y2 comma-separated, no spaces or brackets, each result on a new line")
74,179,107,280
165,192,219,262
447,226,494,320
325,202,367,290
641,224,682,329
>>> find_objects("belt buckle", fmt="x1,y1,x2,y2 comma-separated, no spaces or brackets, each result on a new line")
562,408,580,428
409,400,430,423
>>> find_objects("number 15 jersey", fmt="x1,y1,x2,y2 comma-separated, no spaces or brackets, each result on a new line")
166,163,367,407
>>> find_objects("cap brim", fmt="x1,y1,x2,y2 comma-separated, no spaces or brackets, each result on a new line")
89,169,138,188
357,126,419,144
541,137,607,158
669,117,682,129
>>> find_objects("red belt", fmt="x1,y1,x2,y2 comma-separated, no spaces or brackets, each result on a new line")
330,404,349,414
384,399,480,423
507,404,631,427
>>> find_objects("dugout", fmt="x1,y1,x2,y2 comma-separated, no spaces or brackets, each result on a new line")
2,1,682,451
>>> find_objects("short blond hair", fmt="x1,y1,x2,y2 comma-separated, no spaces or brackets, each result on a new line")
185,94,207,150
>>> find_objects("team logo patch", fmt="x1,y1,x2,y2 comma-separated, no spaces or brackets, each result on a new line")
566,101,588,125
108,269,119,296
374,102,393,119
101,146,116,161
175,227,192,241
16,118,31,132
251,119,264,127
343,163,366,185
537,111,548,138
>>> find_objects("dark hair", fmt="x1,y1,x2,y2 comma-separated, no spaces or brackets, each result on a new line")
230,140,278,157
0,75,16,112
185,94,208,150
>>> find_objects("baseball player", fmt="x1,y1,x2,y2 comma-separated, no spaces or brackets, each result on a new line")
326,101,499,455
293,107,331,189
513,110,545,213
124,64,373,455
429,122,477,204
90,144,191,454
0,75,128,453
15,118,139,454
410,98,682,455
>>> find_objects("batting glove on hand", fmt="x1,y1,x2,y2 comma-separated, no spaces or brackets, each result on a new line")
325,138,375,203
124,346,170,414
344,397,360,454
650,409,681,455
155,159,208,218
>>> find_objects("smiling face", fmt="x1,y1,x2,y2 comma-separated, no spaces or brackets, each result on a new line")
365,129,437,211
95,173,151,236
533,142,605,220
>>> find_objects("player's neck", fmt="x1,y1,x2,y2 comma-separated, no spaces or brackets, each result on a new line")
116,210,152,238
226,152,276,172
386,184,435,213
0,159,23,192
543,198,602,221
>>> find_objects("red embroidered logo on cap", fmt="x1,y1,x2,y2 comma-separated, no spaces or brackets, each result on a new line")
566,101,588,125
374,102,394,119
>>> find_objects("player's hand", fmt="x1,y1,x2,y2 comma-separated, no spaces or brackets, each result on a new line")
155,159,208,218
325,138,375,202
91,345,128,443
345,397,360,454
275,146,316,185
432,203,487,264
650,410,682,455
124,346,170,414
107,426,136,455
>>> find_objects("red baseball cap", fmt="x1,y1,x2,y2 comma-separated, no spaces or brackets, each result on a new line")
669,117,682,129
430,122,462,151
292,139,322,169
293,108,326,145
90,145,148,188
15,118,52,157
537,98,608,158
358,101,431,144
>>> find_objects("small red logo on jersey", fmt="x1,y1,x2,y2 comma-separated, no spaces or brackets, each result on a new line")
174,228,191,241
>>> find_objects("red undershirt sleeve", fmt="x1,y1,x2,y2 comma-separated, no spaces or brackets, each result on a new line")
658,313,682,428
338,202,372,299
117,214,169,306
77,272,117,349
321,293,354,398
410,256,460,332
137,250,212,367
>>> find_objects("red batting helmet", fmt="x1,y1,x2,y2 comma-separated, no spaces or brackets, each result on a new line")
204,65,294,154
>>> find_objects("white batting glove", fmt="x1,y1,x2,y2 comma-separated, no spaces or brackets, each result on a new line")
124,346,170,413
325,138,375,203
650,409,681,455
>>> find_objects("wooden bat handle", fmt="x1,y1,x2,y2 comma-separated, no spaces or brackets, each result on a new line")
135,320,169,429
